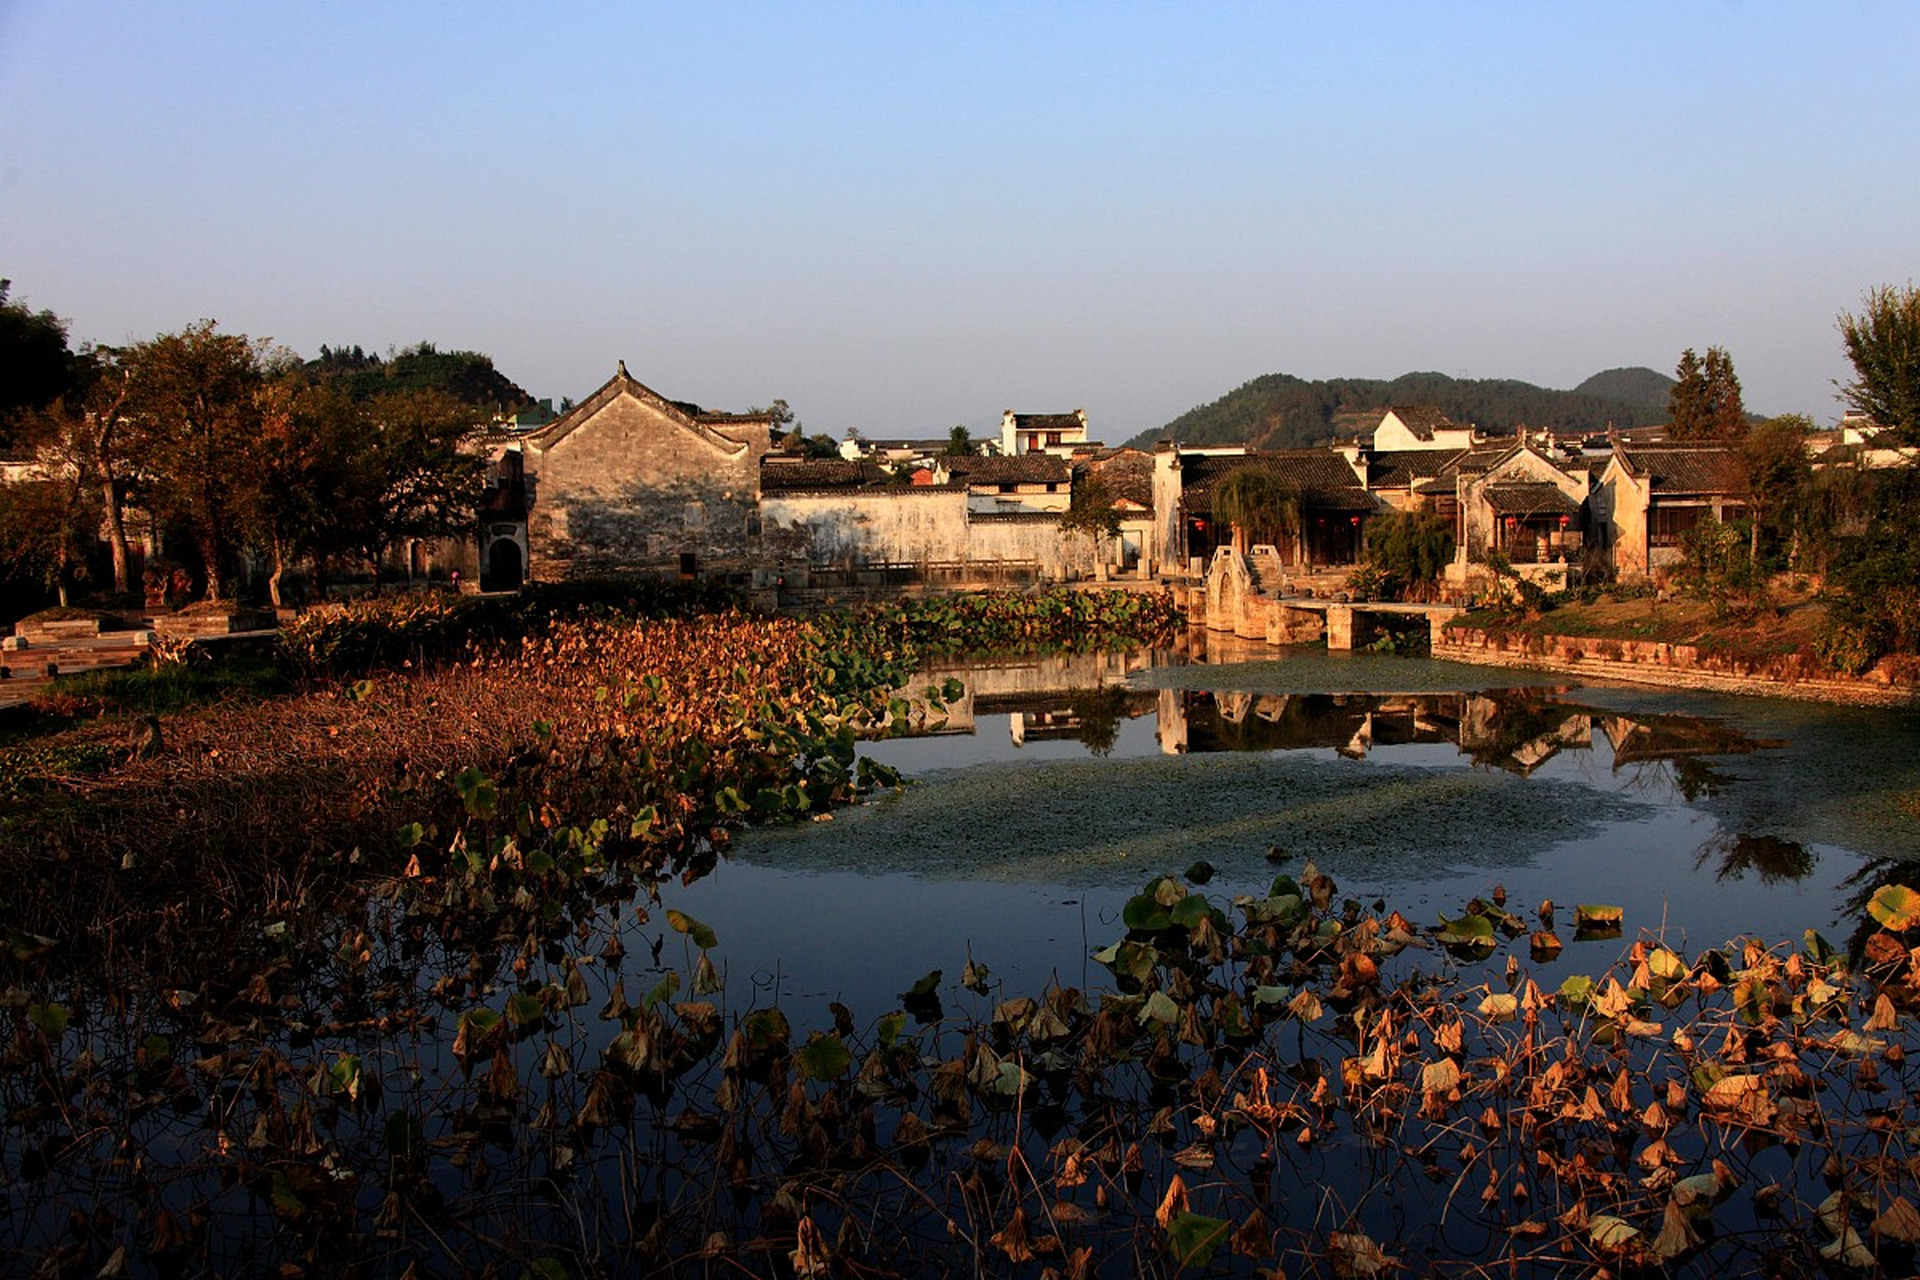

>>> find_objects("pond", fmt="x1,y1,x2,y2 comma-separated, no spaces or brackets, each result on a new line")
700,643,1920,1016
9,634,1920,1277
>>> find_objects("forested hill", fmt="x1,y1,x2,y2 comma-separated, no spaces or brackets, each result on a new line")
299,342,534,411
1129,368,1674,451
1572,366,1675,409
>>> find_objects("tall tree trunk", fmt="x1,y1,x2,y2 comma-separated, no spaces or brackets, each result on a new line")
101,476,131,594
200,534,222,603
268,536,286,610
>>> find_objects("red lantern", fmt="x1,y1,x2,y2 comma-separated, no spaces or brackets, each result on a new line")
1559,514,1570,527
1350,515,1360,526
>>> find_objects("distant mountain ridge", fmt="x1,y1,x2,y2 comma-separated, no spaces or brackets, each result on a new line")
1128,367,1675,451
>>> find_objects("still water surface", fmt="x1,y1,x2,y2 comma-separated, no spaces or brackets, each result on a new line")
695,646,1920,1016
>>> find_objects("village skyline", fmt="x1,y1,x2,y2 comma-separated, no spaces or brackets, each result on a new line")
3,4,1915,440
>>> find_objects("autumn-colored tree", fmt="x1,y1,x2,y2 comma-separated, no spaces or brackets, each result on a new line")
0,400,106,607
5,354,141,595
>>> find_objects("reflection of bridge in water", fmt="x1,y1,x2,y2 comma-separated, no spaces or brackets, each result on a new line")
1197,546,1467,650
907,651,1774,776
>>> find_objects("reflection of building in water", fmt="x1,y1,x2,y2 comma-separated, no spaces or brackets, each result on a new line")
1596,714,1775,767
891,652,1773,779
1458,694,1592,775
1157,687,1188,754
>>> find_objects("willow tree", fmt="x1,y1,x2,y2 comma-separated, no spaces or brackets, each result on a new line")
1211,465,1301,557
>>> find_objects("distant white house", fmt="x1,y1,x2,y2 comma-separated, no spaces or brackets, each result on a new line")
1001,409,1092,457
1372,405,1475,454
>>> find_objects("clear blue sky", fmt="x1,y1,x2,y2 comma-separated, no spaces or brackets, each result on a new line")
2,2,1914,440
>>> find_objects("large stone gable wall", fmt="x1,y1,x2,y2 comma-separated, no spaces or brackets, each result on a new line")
528,394,768,578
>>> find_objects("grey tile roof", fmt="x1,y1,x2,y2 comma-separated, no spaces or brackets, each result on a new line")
1482,482,1583,516
758,459,893,493
945,454,1071,485
1617,444,1742,495
1182,450,1372,513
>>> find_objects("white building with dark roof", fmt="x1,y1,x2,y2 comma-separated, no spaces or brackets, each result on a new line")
1001,409,1092,457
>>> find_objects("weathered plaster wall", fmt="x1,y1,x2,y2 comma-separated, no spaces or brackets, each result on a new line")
1592,465,1652,579
969,513,1082,577
1151,450,1186,573
528,396,768,578
760,488,969,566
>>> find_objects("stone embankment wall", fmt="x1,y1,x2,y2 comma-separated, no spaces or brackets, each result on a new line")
1435,626,1918,707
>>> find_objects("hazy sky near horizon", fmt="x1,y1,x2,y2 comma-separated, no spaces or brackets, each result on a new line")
2,3,1914,440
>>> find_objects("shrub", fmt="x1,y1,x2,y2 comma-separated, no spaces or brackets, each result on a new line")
279,578,743,679
1674,517,1768,619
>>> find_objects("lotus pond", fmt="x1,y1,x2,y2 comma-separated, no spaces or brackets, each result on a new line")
7,613,1920,1279
718,645,1920,1011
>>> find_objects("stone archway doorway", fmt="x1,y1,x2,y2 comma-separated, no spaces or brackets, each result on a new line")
487,539,524,591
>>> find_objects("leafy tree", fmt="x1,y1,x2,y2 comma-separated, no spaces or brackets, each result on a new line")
0,449,100,606
1058,470,1123,567
1360,510,1456,601
330,389,489,589
120,322,280,602
1211,466,1300,555
0,280,85,449
945,425,975,457
1668,345,1745,440
1815,467,1920,672
7,349,141,593
300,341,533,411
1838,283,1920,445
240,382,361,606
1737,415,1812,567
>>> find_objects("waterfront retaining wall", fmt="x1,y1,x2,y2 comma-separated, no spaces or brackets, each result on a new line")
1434,626,1919,707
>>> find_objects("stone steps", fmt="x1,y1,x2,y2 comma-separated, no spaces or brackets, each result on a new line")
0,634,153,707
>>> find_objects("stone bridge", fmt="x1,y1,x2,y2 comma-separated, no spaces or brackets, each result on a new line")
1199,546,1463,651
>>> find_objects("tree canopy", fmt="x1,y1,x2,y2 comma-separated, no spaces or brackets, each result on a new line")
1211,466,1301,551
299,341,534,411
1058,471,1123,551
1838,283,1920,445
0,279,86,449
1667,346,1746,440
1736,415,1813,566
